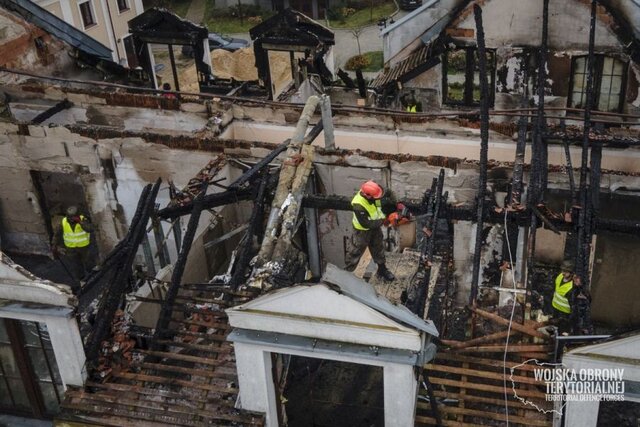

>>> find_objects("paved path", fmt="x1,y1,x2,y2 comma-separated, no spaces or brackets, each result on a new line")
185,0,206,25
332,25,383,71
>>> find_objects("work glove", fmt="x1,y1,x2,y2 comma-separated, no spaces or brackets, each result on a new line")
386,212,410,227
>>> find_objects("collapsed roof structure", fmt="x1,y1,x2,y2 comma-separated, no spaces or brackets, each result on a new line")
0,0,639,426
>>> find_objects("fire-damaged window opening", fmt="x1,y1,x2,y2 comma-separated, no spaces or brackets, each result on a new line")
568,55,628,113
442,48,496,106
0,319,65,418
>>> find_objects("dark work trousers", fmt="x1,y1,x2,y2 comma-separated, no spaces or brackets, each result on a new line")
552,309,573,334
64,246,93,282
345,227,386,271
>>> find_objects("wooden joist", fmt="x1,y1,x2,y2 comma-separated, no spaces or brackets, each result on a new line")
419,402,550,426
431,390,552,412
134,349,231,366
428,376,547,399
64,389,260,425
425,363,545,386
134,361,237,381
453,344,552,353
434,353,543,372
469,307,548,339
112,371,238,394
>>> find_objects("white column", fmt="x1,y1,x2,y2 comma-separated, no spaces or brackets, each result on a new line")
202,39,213,78
383,364,418,427
234,342,278,427
46,316,87,387
564,399,600,427
59,0,75,25
96,0,118,60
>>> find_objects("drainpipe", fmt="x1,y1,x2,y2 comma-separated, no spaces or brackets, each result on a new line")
103,0,121,63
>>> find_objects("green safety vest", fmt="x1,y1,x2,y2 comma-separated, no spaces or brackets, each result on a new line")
62,216,90,248
552,273,573,314
406,105,417,113
351,192,386,231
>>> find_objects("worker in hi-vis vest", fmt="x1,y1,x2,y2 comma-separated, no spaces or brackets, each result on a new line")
345,180,407,282
54,205,94,285
552,259,589,334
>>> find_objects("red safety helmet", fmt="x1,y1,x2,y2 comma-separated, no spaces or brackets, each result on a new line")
360,180,384,199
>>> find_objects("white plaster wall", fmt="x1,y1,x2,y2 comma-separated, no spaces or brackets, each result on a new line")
453,0,622,51
382,0,463,62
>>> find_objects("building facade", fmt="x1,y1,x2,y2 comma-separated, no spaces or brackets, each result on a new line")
33,0,144,65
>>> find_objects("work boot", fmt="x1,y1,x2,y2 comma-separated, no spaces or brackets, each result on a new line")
376,264,395,282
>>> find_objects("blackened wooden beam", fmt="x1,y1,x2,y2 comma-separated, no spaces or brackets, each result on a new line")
86,179,160,362
229,172,271,290
156,187,253,219
154,183,209,344
576,0,599,284
469,4,490,305
31,99,73,124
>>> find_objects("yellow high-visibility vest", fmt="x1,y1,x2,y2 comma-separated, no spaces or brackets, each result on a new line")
552,273,573,314
351,192,386,231
62,216,90,248
406,105,417,113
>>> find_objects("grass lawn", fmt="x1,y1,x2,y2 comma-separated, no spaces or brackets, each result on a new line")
328,2,396,29
203,2,274,33
171,0,191,18
143,0,191,18
362,51,383,72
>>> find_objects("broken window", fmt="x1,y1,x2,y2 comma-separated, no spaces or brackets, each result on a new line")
443,48,495,106
0,319,64,417
569,55,627,113
79,0,96,28
117,0,129,13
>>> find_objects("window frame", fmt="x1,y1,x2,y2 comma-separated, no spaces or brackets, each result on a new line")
78,0,97,29
442,47,496,108
116,0,130,14
567,55,628,114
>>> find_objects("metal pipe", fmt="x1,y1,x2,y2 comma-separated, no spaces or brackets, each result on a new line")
320,95,335,149
304,173,322,279
142,234,157,277
291,95,320,144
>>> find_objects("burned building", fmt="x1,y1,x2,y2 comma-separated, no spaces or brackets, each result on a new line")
374,0,640,117
0,0,639,426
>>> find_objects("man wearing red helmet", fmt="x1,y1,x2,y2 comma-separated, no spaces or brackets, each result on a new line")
345,180,396,281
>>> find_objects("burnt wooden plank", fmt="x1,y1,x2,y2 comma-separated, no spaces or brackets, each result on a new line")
111,371,239,394
429,376,547,399
425,363,542,386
